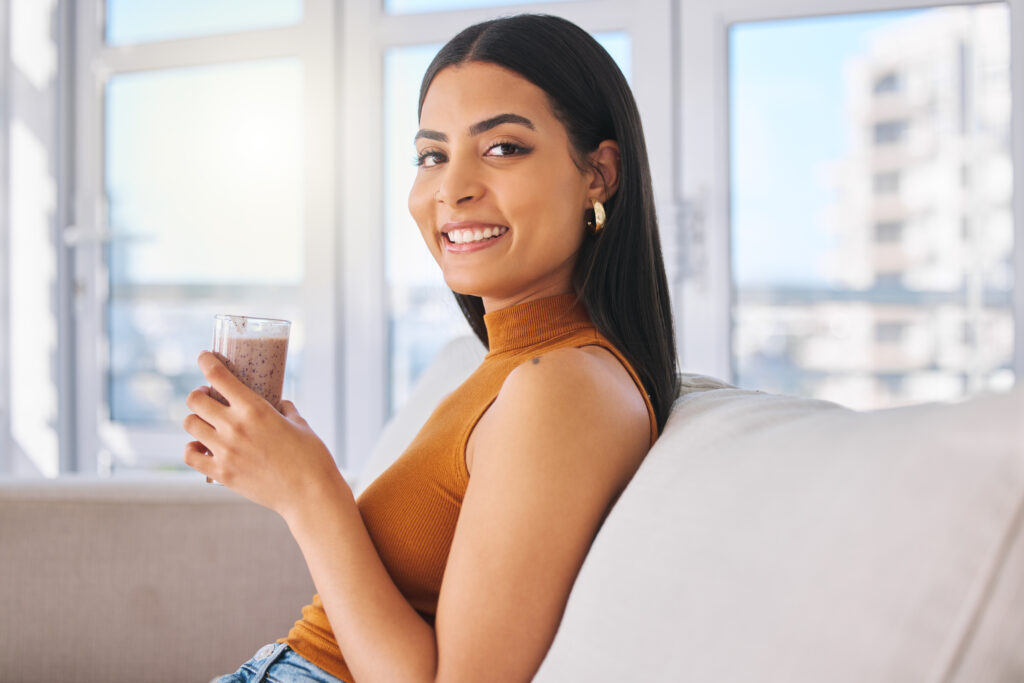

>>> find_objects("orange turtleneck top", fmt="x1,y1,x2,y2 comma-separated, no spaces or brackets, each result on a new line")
281,293,658,682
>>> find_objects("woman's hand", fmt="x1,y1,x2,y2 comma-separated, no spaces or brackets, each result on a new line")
183,351,349,518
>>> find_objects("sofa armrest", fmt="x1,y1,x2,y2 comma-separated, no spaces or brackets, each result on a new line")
0,477,315,683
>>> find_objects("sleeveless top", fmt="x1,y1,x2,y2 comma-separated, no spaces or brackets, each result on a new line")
282,293,659,681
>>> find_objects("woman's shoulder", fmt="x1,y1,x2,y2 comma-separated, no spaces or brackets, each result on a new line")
497,344,648,448
505,344,636,398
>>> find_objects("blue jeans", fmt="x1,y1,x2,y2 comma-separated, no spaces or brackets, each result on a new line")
211,643,350,683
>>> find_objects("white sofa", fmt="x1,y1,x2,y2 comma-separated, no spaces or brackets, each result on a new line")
1,335,1022,683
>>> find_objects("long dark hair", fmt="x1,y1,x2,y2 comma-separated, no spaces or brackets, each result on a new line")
417,14,679,433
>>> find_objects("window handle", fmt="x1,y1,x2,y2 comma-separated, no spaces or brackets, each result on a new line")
678,192,707,288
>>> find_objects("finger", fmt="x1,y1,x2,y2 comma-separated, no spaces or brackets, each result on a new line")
279,400,309,426
197,351,254,407
183,412,219,448
186,386,230,424
184,440,216,477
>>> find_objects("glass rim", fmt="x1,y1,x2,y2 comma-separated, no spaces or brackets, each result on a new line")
214,314,291,326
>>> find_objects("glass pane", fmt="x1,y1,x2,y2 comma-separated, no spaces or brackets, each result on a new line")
105,59,304,424
729,4,1013,410
384,43,462,415
384,33,632,413
105,0,302,46
386,0,572,14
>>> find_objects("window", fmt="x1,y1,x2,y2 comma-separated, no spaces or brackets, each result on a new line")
874,119,908,144
878,372,905,393
104,0,302,45
718,2,1015,412
875,221,904,242
385,0,575,13
63,0,337,475
105,59,304,424
875,272,904,289
876,321,907,343
873,71,901,94
963,320,976,345
874,171,901,194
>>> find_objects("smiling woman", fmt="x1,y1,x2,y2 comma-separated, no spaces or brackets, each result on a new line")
187,13,679,683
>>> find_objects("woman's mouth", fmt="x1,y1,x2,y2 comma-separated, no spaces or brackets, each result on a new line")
443,225,509,252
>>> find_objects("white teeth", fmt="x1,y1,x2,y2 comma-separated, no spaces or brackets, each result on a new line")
447,226,507,244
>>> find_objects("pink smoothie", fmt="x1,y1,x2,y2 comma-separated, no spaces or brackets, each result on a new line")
210,335,289,408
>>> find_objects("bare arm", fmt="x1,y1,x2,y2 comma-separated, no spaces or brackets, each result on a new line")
431,346,650,681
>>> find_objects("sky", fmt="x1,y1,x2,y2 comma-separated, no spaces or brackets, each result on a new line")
729,8,926,288
105,0,303,44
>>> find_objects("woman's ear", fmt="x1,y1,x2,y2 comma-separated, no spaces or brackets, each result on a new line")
587,140,621,202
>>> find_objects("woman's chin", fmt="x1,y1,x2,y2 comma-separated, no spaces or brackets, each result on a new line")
443,272,490,298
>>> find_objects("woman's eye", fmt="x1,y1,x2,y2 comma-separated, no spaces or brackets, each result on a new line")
415,150,446,167
485,141,527,157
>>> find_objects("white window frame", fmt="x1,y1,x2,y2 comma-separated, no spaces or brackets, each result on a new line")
336,0,677,475
0,0,10,474
677,0,1023,383
72,0,337,474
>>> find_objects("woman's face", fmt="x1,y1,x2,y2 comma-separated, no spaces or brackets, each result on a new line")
408,61,597,312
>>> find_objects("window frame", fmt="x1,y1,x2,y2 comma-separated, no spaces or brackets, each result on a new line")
0,0,9,474
677,0,1023,384
71,0,338,475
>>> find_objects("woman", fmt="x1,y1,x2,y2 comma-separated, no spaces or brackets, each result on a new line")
185,13,679,683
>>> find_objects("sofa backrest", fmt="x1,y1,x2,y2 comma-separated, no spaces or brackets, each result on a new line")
354,335,487,494
536,383,1024,682
0,479,315,683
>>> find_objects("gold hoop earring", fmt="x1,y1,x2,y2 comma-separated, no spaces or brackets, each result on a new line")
586,199,606,233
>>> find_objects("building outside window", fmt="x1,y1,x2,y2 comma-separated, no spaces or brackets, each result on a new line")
728,2,1015,411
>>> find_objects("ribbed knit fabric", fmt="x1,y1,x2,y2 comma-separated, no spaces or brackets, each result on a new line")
281,293,658,682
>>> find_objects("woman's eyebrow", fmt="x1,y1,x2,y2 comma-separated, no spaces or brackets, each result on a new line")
469,113,535,135
414,113,536,144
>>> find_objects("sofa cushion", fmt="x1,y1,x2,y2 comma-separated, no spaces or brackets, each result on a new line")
535,382,1024,682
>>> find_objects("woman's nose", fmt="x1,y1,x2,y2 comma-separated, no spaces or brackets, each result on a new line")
435,153,483,205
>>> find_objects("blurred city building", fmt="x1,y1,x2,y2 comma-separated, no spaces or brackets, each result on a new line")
735,4,1013,410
